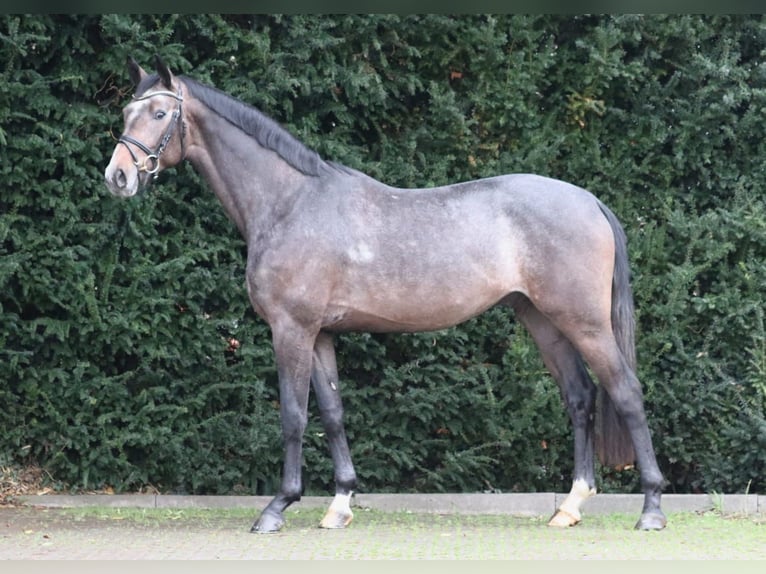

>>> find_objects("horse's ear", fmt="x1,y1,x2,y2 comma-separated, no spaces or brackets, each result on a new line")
154,54,174,90
127,56,147,88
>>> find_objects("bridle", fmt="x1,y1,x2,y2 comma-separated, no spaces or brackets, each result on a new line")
118,89,186,180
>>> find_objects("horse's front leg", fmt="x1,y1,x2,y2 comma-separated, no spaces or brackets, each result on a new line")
310,332,357,529
251,320,316,534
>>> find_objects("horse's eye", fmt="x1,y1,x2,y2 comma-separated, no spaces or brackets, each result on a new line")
155,110,166,120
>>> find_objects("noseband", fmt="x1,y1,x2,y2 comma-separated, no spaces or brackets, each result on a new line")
118,89,185,179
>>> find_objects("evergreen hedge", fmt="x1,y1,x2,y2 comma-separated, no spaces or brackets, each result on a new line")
1,14,764,496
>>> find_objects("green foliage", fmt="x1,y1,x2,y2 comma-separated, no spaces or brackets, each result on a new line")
1,15,764,496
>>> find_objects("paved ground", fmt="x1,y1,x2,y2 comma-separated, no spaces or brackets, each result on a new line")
1,493,764,560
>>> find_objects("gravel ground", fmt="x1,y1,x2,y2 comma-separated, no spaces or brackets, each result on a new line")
1,505,764,560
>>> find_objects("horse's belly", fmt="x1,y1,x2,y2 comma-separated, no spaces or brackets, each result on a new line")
323,283,511,333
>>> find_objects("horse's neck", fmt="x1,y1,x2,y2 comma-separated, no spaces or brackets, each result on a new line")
186,110,307,241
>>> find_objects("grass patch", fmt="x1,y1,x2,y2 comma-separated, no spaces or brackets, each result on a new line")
59,505,764,529
62,505,269,527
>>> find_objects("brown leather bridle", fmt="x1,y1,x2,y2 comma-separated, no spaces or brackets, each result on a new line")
117,89,185,180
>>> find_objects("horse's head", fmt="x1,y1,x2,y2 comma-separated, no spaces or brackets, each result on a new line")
104,56,186,197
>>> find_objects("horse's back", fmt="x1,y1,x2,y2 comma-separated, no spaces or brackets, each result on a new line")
339,171,612,231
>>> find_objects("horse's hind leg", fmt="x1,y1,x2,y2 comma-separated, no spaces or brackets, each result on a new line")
556,320,666,531
311,331,357,529
579,336,666,530
513,298,598,527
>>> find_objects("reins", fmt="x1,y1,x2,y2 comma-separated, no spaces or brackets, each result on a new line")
118,89,185,179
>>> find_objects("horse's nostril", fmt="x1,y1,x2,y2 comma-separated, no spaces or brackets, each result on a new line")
115,169,127,189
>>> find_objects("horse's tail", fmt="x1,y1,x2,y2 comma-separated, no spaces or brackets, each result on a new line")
594,200,637,468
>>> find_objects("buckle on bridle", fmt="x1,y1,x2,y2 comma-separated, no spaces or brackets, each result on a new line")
141,154,161,176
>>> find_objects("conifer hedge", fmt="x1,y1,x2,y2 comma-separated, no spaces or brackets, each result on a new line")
1,14,764,496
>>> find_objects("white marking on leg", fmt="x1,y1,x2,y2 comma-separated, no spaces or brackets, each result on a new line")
328,492,353,515
557,478,596,522
319,491,354,529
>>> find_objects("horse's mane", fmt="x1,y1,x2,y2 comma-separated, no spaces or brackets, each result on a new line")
136,73,347,177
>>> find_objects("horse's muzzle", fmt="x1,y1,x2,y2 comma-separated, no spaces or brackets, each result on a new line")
104,163,140,198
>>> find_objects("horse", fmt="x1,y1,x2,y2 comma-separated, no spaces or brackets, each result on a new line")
104,56,667,533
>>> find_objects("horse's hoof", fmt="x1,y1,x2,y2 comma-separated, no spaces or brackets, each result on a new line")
250,512,285,533
547,509,581,528
634,512,667,531
319,508,354,529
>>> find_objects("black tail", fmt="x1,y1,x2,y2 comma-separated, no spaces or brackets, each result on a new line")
594,201,637,468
